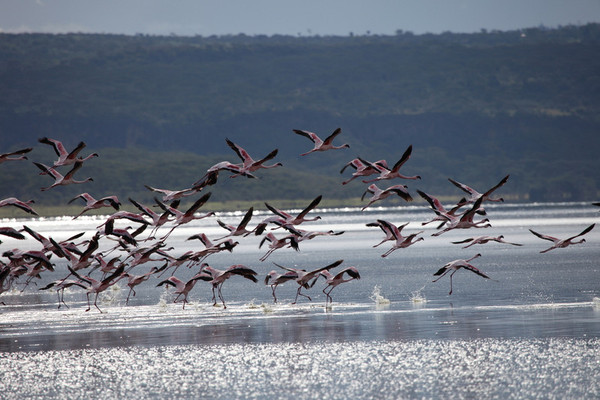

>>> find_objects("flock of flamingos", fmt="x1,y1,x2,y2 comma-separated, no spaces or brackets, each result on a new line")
0,128,597,312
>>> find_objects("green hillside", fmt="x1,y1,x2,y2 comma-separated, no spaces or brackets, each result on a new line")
1,24,599,212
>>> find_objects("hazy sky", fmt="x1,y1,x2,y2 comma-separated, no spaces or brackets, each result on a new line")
1,0,600,36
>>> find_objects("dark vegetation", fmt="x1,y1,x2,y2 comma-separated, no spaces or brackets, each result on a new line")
1,24,599,212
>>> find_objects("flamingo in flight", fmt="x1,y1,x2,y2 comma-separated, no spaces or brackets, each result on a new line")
122,263,168,304
67,264,125,312
340,158,386,185
215,207,258,238
529,223,595,253
451,235,522,248
68,193,121,219
318,266,361,303
264,270,300,303
144,184,198,202
156,273,212,309
432,253,489,295
0,197,38,216
263,195,323,228
293,128,350,156
200,263,258,308
360,145,421,182
449,175,509,207
366,219,410,247
225,138,282,176
38,137,98,167
373,219,424,257
273,259,344,304
0,147,32,164
361,183,413,210
34,161,93,191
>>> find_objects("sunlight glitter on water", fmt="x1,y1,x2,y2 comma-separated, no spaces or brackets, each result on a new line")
1,338,598,399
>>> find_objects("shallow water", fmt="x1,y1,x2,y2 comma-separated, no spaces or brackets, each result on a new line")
1,202,599,399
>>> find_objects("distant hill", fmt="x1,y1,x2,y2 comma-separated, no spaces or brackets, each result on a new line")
1,24,599,208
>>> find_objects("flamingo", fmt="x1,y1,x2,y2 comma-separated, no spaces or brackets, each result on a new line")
373,220,424,257
366,219,410,247
0,197,38,216
293,127,349,156
0,147,32,164
39,279,88,309
273,259,344,304
129,197,174,236
361,145,421,182
449,175,509,206
529,224,595,253
318,266,361,303
185,233,239,263
156,273,212,309
155,192,214,237
38,137,98,167
200,263,258,308
340,158,386,185
432,253,489,295
0,227,26,240
123,263,168,304
215,207,257,238
418,193,491,236
33,161,93,191
361,183,413,210
67,264,125,312
225,138,282,176
451,235,522,248
264,270,299,303
143,184,198,202
259,232,299,261
68,193,121,219
263,195,323,227
417,190,466,228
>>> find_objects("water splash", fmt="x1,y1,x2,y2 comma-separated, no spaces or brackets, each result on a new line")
410,285,428,305
370,285,390,305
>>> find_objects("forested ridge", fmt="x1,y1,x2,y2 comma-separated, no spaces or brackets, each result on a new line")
1,24,599,211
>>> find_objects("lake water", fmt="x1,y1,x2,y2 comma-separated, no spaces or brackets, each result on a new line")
1,201,599,399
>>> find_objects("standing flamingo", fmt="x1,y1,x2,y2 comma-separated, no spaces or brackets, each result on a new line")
432,253,489,295
529,224,595,253
293,127,349,156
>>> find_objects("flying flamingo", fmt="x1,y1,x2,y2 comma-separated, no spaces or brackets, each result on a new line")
529,224,595,253
432,253,489,295
225,138,282,176
215,207,257,238
418,194,491,236
366,219,410,247
68,193,121,219
360,145,421,182
417,190,466,228
0,147,32,164
318,266,361,303
0,197,38,216
340,158,386,185
143,184,198,202
156,273,212,309
259,232,299,261
273,259,344,304
38,137,98,167
262,195,322,230
373,219,424,257
451,235,522,248
361,183,413,210
200,263,258,308
33,161,93,191
122,263,168,304
293,127,350,156
0,227,26,240
448,175,509,206
67,264,125,312
264,270,300,303
39,278,88,309
155,192,214,237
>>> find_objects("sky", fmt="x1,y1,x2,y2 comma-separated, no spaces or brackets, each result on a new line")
1,0,600,37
